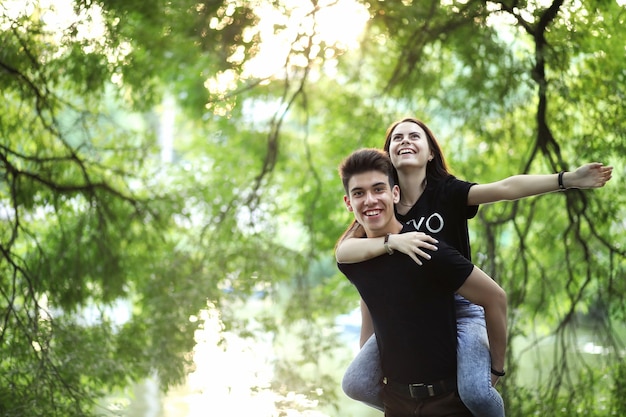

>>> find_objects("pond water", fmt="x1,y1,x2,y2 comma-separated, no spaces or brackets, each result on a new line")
102,308,624,417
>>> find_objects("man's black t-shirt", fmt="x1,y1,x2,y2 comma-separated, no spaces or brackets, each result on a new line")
337,224,474,384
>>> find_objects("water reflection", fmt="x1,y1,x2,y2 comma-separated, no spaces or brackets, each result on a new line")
162,307,329,417
107,306,623,416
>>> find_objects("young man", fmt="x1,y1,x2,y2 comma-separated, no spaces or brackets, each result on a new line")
337,148,507,416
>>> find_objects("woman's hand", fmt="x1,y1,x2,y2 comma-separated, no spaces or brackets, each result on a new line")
387,232,438,265
567,163,613,189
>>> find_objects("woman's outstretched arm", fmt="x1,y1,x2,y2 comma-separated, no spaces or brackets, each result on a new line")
467,162,613,206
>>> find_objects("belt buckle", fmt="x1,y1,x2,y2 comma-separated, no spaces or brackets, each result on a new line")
409,383,435,398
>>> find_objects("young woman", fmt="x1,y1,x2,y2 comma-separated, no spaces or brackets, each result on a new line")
336,117,613,416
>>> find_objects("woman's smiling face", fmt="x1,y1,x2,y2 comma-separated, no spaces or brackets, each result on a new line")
387,121,433,171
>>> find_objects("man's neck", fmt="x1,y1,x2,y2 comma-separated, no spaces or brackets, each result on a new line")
365,220,403,238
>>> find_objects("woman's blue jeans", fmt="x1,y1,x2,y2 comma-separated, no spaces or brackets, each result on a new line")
341,297,504,416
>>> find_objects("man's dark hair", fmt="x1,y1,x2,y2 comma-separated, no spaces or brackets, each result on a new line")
338,148,396,194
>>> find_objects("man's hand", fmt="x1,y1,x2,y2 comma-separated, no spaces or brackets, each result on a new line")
388,232,438,265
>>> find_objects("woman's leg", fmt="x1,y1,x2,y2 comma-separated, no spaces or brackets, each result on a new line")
341,333,384,411
455,296,505,417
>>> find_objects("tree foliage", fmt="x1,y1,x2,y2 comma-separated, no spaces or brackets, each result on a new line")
1,0,625,415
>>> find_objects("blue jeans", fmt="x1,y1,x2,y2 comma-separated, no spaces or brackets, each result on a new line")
455,298,504,416
341,297,504,416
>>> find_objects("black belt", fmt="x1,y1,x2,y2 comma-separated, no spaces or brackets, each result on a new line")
382,376,457,400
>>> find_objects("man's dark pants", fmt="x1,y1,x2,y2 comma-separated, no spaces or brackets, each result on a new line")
382,385,473,417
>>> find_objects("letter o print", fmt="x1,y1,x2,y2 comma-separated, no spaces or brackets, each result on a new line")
425,213,444,234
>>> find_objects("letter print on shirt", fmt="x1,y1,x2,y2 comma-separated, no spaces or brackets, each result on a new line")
406,213,444,234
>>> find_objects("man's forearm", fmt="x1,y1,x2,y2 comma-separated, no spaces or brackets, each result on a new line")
484,301,507,372
359,299,375,348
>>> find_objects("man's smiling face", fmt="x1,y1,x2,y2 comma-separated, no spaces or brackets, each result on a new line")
344,170,400,238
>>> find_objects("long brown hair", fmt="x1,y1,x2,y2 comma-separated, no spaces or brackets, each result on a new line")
383,117,451,184
335,220,365,251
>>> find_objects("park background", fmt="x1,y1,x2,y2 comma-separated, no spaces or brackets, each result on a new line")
1,0,625,416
